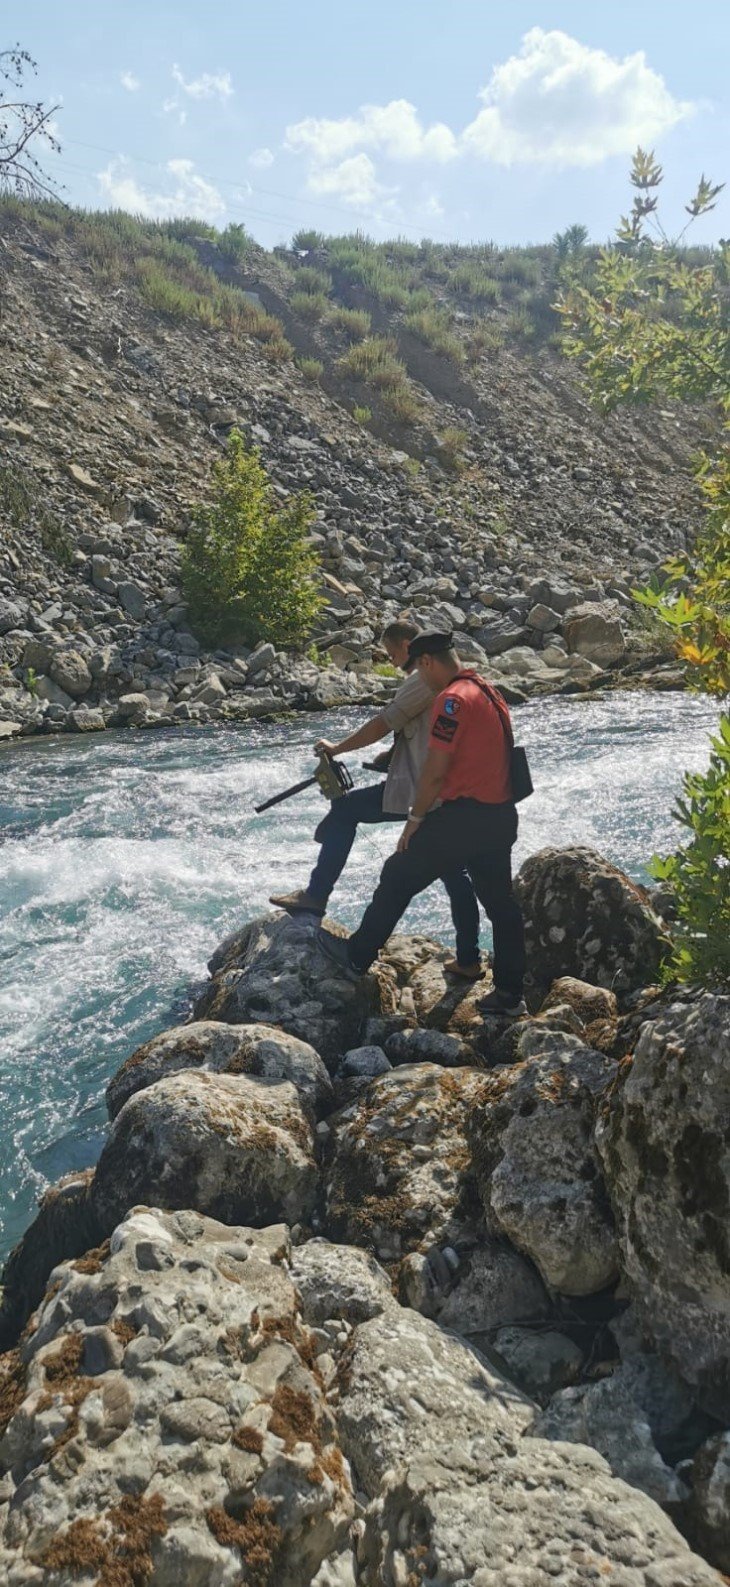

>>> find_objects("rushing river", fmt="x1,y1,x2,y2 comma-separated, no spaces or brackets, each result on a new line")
0,691,719,1261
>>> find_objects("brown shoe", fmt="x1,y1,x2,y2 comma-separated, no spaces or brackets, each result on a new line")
270,888,327,917
444,958,484,981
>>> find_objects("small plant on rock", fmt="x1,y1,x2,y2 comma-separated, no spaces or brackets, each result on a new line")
182,430,322,648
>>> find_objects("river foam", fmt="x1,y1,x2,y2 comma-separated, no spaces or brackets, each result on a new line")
0,692,719,1257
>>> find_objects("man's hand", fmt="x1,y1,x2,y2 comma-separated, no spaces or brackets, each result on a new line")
314,738,338,757
397,818,421,853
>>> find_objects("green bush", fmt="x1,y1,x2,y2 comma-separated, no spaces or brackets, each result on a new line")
382,385,421,424
218,223,252,264
298,356,324,383
651,718,730,984
340,336,406,391
294,265,331,296
292,229,325,251
136,259,219,326
290,290,328,321
468,319,504,360
449,263,500,303
405,307,464,363
353,405,372,425
181,430,321,647
328,306,371,341
438,426,468,472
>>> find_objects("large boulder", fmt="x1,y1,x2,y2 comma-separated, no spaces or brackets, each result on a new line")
357,1439,720,1587
93,1070,318,1232
468,1029,618,1294
516,846,669,1006
195,914,396,1070
691,1432,730,1573
401,1234,550,1336
49,648,93,698
107,1020,333,1121
531,1361,690,1507
0,1208,354,1584
291,1240,395,1326
597,993,730,1415
323,1063,484,1263
0,1170,103,1351
340,1301,720,1587
563,599,627,666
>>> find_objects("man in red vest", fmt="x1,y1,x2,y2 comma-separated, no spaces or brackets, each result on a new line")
318,630,527,1016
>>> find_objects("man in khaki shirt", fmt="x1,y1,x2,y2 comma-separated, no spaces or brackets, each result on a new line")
270,620,482,977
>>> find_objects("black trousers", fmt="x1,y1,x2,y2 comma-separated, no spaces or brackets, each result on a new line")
310,783,481,966
347,797,526,998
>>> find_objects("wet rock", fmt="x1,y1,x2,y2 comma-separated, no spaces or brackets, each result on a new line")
324,1063,484,1262
469,1030,618,1294
107,1020,333,1121
93,1070,318,1232
0,1208,354,1584
516,846,670,1006
195,913,396,1070
597,992,730,1416
0,1171,102,1351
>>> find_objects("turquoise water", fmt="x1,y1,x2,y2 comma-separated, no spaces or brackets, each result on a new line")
0,693,719,1261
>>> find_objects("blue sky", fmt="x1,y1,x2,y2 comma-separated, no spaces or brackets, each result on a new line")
15,0,730,247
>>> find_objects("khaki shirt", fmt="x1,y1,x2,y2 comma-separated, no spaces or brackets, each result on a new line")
381,669,434,815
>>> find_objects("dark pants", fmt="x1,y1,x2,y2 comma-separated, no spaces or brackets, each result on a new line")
347,797,526,998
309,783,481,967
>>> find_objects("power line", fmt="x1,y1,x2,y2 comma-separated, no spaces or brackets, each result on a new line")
61,135,455,243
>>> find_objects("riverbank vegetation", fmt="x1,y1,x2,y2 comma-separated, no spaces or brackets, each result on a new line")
561,149,730,984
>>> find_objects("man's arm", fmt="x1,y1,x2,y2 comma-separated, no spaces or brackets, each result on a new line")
396,745,450,851
314,714,390,758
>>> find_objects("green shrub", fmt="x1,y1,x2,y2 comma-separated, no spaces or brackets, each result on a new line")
328,306,371,341
182,430,321,647
136,259,219,326
340,336,406,391
261,335,293,363
290,289,328,321
449,263,500,303
218,223,252,264
294,265,331,296
651,718,730,984
438,426,468,472
468,319,504,360
382,385,421,424
298,356,324,383
405,308,464,363
292,229,325,251
507,307,538,343
353,405,372,425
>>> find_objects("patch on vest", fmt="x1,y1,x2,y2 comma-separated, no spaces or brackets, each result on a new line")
432,713,459,744
443,696,461,715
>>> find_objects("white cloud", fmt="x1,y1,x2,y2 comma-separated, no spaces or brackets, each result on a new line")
248,147,274,169
97,157,225,222
162,96,188,127
171,63,233,102
286,98,458,165
307,153,385,208
120,71,141,93
462,28,693,167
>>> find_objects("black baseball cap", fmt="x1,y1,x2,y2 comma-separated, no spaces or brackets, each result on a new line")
407,629,454,662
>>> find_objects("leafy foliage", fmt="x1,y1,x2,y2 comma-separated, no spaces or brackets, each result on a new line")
560,148,730,984
181,431,321,648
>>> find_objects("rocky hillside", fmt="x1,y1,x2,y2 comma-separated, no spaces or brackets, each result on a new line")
1,848,730,1581
0,204,717,740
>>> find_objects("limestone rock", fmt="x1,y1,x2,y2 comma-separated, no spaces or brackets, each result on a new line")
195,913,396,1070
516,845,669,1005
35,675,73,709
531,1362,689,1507
0,1170,102,1351
540,976,619,1026
337,1307,534,1498
0,1208,354,1585
564,598,627,665
492,1325,584,1398
291,1240,394,1326
93,1070,318,1232
357,1439,720,1587
324,1063,484,1262
107,1020,333,1121
597,992,730,1414
49,649,93,698
402,1235,549,1335
469,1030,618,1294
691,1432,730,1573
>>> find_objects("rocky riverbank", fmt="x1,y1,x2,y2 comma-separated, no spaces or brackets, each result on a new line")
2,845,730,1583
0,206,705,744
